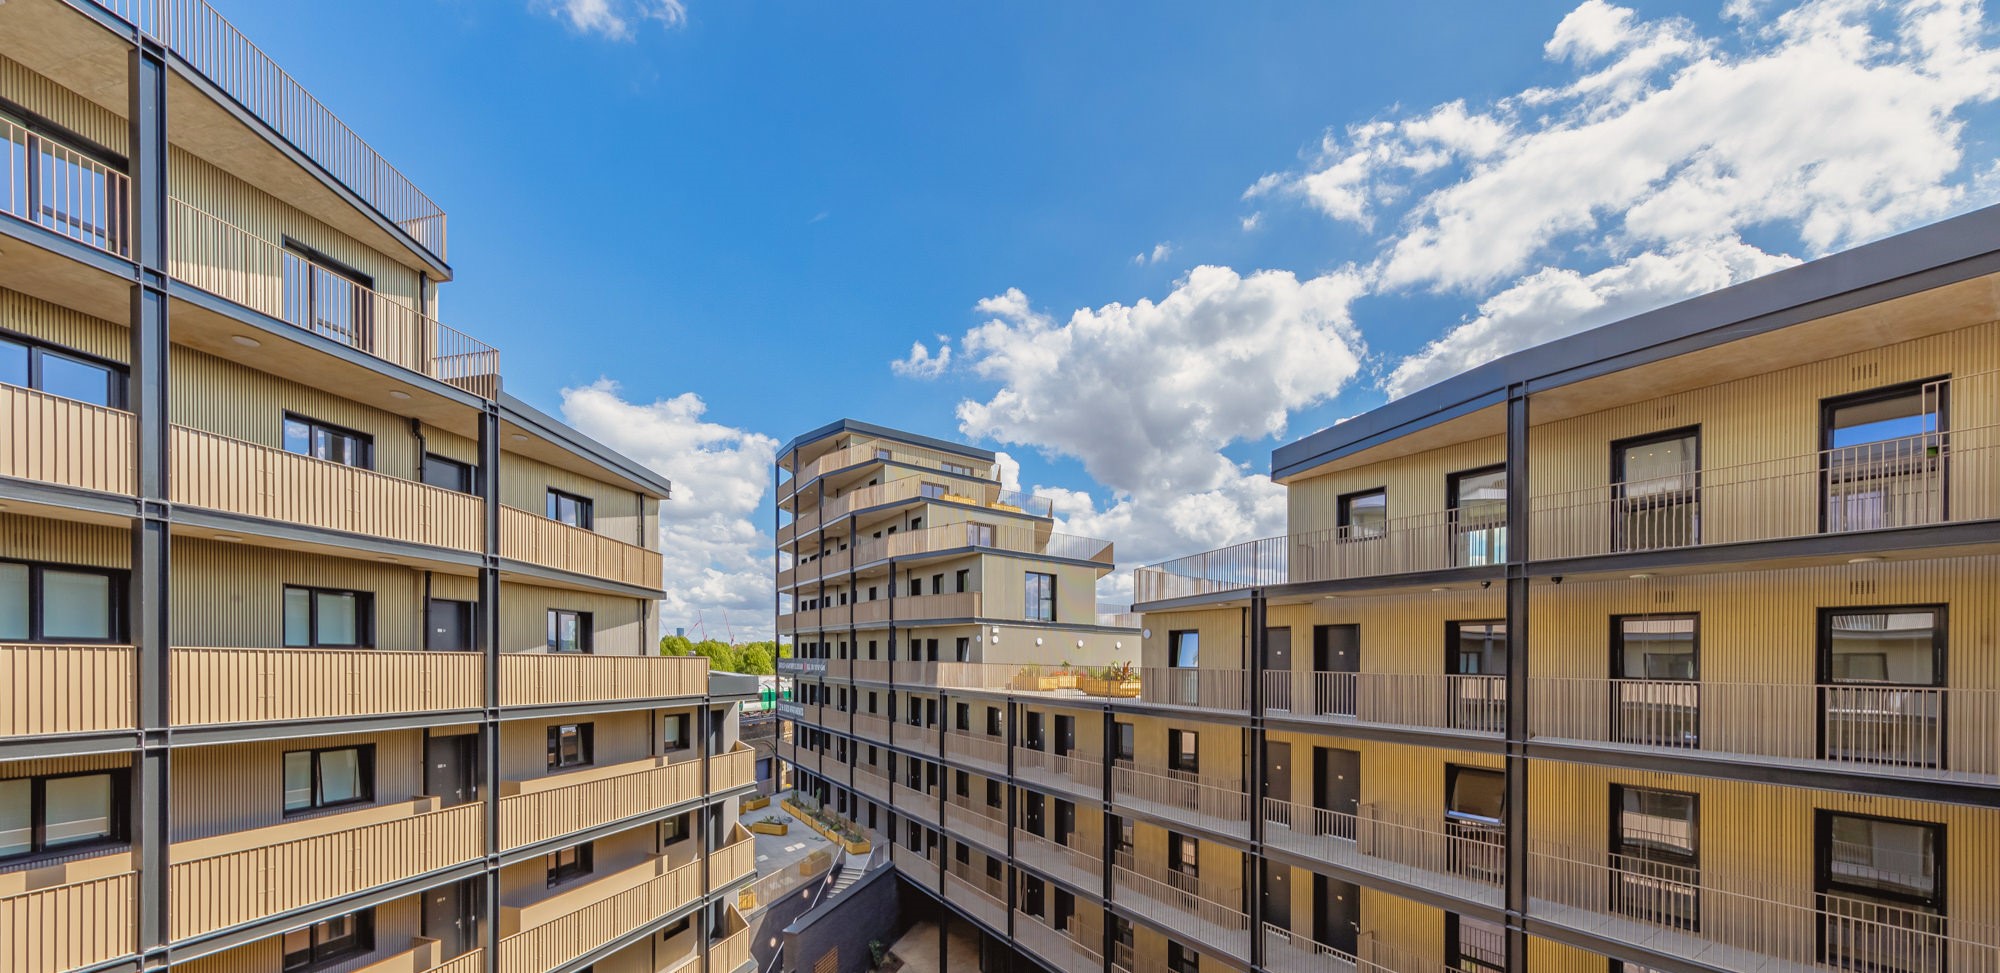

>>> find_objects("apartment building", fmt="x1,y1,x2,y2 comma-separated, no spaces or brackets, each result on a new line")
0,3,756,973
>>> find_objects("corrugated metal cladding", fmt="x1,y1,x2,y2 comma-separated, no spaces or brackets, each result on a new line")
168,148,424,307
172,897,421,973
1529,760,2000,928
498,581,645,655
1530,553,1999,688
0,53,127,155
170,730,423,842
1263,731,1499,815
0,752,130,781
1140,607,1246,669
170,346,429,481
1288,435,1505,539
0,288,127,363
1267,588,1507,676
0,515,129,568
499,449,646,545
1529,318,2000,495
170,538,429,649
1357,891,1448,970
497,709,654,781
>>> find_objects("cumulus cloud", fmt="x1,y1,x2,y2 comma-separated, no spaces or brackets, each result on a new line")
536,0,686,39
1132,242,1175,266
891,338,952,379
559,380,778,637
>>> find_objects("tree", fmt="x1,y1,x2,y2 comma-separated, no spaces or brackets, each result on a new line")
659,633,695,657
738,643,775,675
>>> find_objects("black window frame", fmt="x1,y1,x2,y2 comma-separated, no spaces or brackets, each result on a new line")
282,584,374,649
0,767,131,862
546,608,593,654
1336,486,1388,541
1168,629,1199,668
1816,605,1946,687
1609,613,1700,748
546,488,595,529
281,907,375,973
281,412,375,470
1445,463,1507,566
546,842,595,887
282,744,375,815
662,712,691,753
1024,571,1057,622
547,722,595,770
0,328,127,408
422,453,477,494
1818,378,1950,532
1446,913,1506,973
1608,783,1701,931
1168,728,1198,774
1610,426,1701,552
1815,809,1944,911
660,812,691,845
0,557,127,644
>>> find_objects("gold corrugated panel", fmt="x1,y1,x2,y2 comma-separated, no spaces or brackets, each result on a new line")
497,449,646,547
0,514,129,568
0,753,131,779
498,581,648,655
169,647,483,728
1141,607,1247,669
1266,587,1506,675
170,897,423,973
500,506,661,590
1,644,136,737
0,872,136,973
0,382,134,495
497,652,707,709
1289,434,1506,539
495,857,702,973
0,287,128,362
0,53,127,154
169,347,423,480
424,425,479,466
171,538,425,649
170,730,424,841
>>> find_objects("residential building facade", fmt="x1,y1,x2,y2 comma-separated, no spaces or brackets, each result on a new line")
0,3,755,973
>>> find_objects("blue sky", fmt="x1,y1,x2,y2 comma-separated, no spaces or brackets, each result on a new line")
221,0,2000,635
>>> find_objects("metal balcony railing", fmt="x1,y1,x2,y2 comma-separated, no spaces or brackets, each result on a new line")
1111,858,1251,961
1113,764,1249,833
1264,671,1507,735
1262,797,1505,906
0,116,128,255
496,856,702,973
1016,911,1104,973
1015,747,1104,797
1014,829,1102,891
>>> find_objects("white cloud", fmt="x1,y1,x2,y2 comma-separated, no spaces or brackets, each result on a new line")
1132,242,1175,266
890,338,952,379
559,380,778,638
1241,212,1264,231
537,0,686,38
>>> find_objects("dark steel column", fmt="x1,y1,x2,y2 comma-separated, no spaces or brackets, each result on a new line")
1503,385,1532,972
477,406,504,969
1099,705,1117,973
1246,594,1267,969
128,38,172,971
696,703,713,970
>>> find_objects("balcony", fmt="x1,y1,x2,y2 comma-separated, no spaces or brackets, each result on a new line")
777,657,827,677
346,937,482,973
853,660,891,683
1262,797,1503,908
0,385,134,495
1133,510,1480,602
942,790,1008,851
1532,678,2000,782
852,713,892,745
1264,671,1506,736
893,782,936,821
943,855,1009,930
1110,858,1250,962
496,856,702,973
1,643,136,737
500,506,662,590
1529,840,2000,973
497,653,707,709
850,520,1111,568
1112,764,1249,836
945,730,1008,774
892,842,941,887
0,115,129,258
169,425,483,551
1014,829,1102,891
167,200,488,394
711,823,757,891
855,764,892,802
1261,925,1428,973
715,741,757,792
499,755,702,851
169,647,482,727
0,871,137,973
850,592,981,627
1015,747,1104,799
712,908,752,973
784,443,995,496
897,722,942,758
1138,666,1249,712
803,477,1057,528
1016,910,1103,973
169,799,483,941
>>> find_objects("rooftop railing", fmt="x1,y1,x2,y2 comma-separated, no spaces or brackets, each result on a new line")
79,0,448,259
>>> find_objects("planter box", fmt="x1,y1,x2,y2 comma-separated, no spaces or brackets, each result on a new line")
742,795,771,812
1079,677,1140,698
842,836,872,854
750,821,788,836
1011,673,1079,692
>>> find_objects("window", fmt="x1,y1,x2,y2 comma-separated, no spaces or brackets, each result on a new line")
955,770,969,798
660,812,690,844
1447,914,1505,973
546,488,594,529
955,703,970,731
0,560,123,642
0,769,127,860
966,522,995,547
931,573,944,595
1613,428,1699,551
955,637,970,662
1444,766,1505,882
0,333,124,407
1817,812,1945,972
422,453,475,494
1114,721,1135,761
1613,785,1699,929
1448,465,1507,566
547,723,593,769
986,779,1002,808
1168,832,1198,876
1024,572,1056,622
546,609,592,653
282,242,375,350
1168,943,1200,973
955,569,969,593
659,914,692,941
1822,380,1947,532
910,577,922,597
986,707,1003,736
1612,615,1699,747
283,586,371,648
1446,621,1507,733
920,482,946,500
283,413,373,469
663,713,690,752
282,909,373,972
1338,488,1388,540
1168,729,1198,774
283,746,373,814
1169,630,1199,668
546,843,594,886
1820,607,1944,767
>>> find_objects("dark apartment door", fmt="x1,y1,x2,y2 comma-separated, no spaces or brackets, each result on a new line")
1314,624,1360,716
1263,860,1293,930
1025,711,1045,750
1314,747,1361,838
423,878,478,956
1024,791,1046,836
1265,741,1292,801
1054,714,1075,756
426,599,474,651
426,734,477,807
1265,625,1292,671
1313,873,1361,955
1054,799,1076,846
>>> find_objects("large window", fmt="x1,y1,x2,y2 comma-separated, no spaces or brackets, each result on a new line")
1447,465,1507,566
1819,607,1944,767
282,242,375,351
0,333,124,407
1337,488,1388,540
1169,630,1200,668
0,769,127,861
282,413,373,469
1168,729,1198,774
1816,811,1945,973
1612,615,1699,748
663,713,690,753
547,609,592,653
1612,785,1699,929
422,453,475,494
1444,766,1505,883
548,723,594,770
1024,572,1056,622
1446,621,1507,733
283,586,370,648
546,842,595,887
0,560,123,642
1613,428,1699,551
283,745,373,814
1168,831,1199,877
546,488,595,529
1822,380,1946,532
1447,914,1505,973
282,908,373,973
